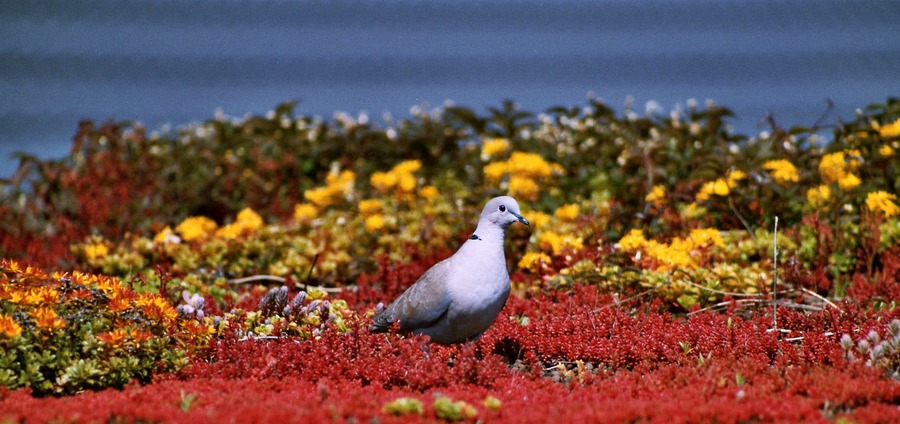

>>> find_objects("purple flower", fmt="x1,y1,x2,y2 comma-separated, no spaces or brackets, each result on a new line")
176,290,205,319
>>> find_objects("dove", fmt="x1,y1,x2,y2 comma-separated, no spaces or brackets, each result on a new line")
371,196,529,344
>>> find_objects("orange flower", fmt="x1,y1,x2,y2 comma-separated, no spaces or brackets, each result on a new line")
96,329,129,346
136,294,178,322
181,320,215,337
4,260,22,274
107,293,134,313
22,265,49,281
5,290,26,304
86,274,129,298
32,307,66,331
0,315,22,338
128,329,154,344
24,286,59,306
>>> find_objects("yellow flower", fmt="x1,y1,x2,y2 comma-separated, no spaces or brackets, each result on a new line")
645,185,666,204
235,208,263,231
216,208,264,239
838,173,861,190
481,138,510,160
84,242,109,260
646,240,693,271
696,179,730,201
31,307,65,331
819,151,862,187
819,152,846,183
865,191,899,218
845,150,863,171
303,186,332,207
370,171,398,193
618,230,724,271
327,169,356,187
762,160,799,185
419,185,439,200
358,199,383,216
293,203,318,221
215,223,244,239
688,228,724,248
176,216,218,242
525,211,551,230
508,175,539,201
397,173,417,193
539,231,583,255
371,161,420,195
305,169,356,207
392,160,422,175
806,185,831,207
507,152,556,179
618,229,647,250
483,161,509,182
484,151,560,192
518,251,551,272
879,145,895,157
879,118,900,138
553,204,580,221
0,315,22,338
726,169,746,187
153,226,179,244
365,214,386,232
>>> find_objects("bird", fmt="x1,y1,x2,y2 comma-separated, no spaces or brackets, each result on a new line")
371,196,529,344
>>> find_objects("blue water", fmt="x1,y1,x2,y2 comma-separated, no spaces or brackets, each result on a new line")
2,0,898,177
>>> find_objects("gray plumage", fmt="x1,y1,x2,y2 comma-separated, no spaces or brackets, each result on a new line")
371,196,529,344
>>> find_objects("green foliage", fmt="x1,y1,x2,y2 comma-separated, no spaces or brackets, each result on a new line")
433,396,478,421
179,390,198,412
381,396,424,416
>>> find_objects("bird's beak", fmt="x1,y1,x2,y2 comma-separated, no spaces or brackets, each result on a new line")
515,213,529,226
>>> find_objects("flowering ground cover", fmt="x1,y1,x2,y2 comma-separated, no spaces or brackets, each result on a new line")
1,98,899,422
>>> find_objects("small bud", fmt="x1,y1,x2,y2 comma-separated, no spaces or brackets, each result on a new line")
889,319,900,337
871,344,885,362
840,334,853,351
867,330,881,346
858,340,870,355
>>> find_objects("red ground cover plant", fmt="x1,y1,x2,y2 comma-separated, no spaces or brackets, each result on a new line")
4,264,900,422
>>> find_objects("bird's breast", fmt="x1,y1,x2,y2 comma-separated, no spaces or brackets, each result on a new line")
446,257,510,313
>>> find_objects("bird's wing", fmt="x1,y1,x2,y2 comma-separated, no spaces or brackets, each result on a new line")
371,259,452,332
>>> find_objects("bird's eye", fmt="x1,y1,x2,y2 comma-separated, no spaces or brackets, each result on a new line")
499,205,506,212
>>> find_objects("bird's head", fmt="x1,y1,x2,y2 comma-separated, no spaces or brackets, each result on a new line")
480,196,529,230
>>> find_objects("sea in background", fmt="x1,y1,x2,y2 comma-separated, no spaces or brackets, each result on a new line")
2,0,898,178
